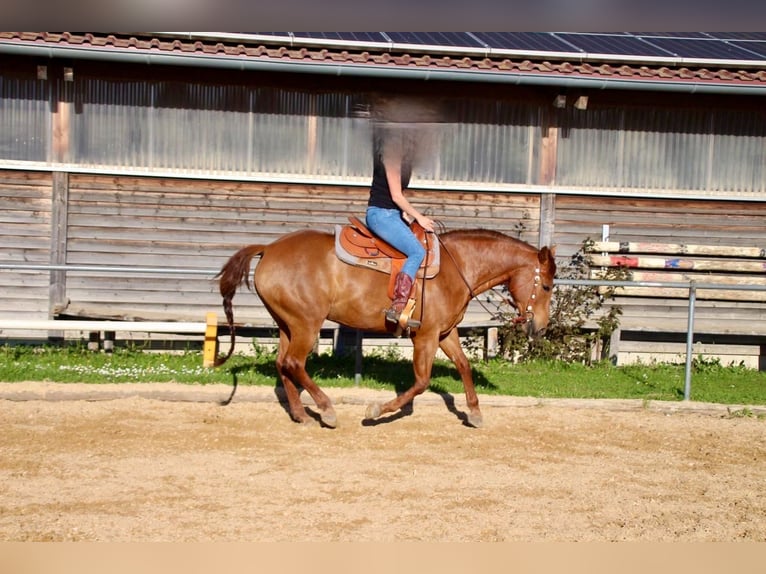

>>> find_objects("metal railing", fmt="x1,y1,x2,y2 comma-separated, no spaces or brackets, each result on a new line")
556,278,766,400
3,263,766,400
0,263,218,276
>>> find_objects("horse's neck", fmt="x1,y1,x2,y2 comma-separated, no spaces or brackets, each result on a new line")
448,234,532,295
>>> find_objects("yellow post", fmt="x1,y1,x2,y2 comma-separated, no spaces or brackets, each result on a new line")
203,312,218,368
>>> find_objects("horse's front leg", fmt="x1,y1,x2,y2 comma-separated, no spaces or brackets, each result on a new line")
438,328,482,428
364,335,436,420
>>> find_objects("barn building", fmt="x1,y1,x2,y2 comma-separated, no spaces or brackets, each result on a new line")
1,32,765,364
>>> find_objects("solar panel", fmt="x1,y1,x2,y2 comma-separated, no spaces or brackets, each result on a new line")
702,32,766,41
471,32,574,53
631,32,711,39
292,32,387,43
556,33,674,57
729,41,766,58
246,32,766,62
640,37,765,60
384,32,484,48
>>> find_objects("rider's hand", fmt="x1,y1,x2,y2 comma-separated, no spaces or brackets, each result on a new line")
417,215,435,233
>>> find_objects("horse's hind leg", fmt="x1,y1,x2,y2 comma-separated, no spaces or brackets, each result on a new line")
278,328,338,428
439,329,483,428
275,330,312,424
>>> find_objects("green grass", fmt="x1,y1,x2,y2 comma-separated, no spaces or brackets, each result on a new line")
1,343,765,406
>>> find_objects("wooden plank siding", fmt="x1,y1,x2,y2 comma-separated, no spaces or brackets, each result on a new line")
57,173,540,327
553,194,766,365
0,171,52,337
5,169,764,362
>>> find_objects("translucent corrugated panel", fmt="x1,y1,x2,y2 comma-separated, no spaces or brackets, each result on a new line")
558,105,766,195
73,78,154,167
73,79,254,173
556,107,623,188
3,72,765,198
709,109,766,193
302,92,370,180
425,100,538,186
0,75,49,161
70,80,374,180
622,108,712,191
315,115,371,179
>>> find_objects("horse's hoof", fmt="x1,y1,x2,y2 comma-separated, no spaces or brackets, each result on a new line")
365,402,382,420
467,412,484,428
320,410,338,429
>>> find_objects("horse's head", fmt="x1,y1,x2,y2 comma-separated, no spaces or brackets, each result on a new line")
509,245,557,337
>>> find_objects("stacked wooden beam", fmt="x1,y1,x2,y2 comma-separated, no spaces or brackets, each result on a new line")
588,241,766,302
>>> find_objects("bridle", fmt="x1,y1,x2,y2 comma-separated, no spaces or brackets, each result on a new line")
511,266,541,325
437,234,542,325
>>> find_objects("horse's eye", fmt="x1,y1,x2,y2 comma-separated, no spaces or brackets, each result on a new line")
542,284,551,292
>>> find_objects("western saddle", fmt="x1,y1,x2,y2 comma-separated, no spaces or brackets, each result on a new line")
335,216,440,332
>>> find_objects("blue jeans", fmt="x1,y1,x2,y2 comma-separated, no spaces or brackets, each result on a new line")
366,206,426,280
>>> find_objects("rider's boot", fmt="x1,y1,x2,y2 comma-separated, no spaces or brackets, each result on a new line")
385,272,421,330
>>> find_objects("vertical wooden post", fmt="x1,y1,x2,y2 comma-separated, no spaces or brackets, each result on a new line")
49,68,73,341
538,109,559,249
306,94,317,174
354,329,363,386
538,193,556,249
538,109,559,186
203,312,218,368
608,328,622,365
87,331,100,352
103,331,115,353
484,326,499,361
49,171,69,319
52,73,72,163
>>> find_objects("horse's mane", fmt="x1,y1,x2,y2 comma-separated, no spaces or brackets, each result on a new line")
439,228,532,249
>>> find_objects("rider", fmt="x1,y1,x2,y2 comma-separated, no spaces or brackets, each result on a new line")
365,103,436,328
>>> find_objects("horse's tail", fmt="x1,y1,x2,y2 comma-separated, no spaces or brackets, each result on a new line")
214,244,267,367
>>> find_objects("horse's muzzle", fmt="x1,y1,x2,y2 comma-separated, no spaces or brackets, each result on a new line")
526,321,548,338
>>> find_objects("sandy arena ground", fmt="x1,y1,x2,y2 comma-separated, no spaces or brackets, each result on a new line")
0,381,764,542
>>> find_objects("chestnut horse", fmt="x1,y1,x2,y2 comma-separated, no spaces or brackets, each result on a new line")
215,228,556,428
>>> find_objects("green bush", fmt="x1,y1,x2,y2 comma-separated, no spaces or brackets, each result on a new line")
497,239,627,364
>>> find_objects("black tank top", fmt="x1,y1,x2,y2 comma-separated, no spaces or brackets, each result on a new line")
368,128,412,210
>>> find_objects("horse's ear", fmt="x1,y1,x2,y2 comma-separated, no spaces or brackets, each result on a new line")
538,245,556,263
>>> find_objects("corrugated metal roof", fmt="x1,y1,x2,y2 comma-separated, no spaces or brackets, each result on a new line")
1,31,765,89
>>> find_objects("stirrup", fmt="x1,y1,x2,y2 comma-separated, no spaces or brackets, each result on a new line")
397,298,419,330
385,308,401,324
385,298,420,336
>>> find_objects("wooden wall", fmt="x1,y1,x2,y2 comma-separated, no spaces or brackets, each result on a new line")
3,168,766,363
0,171,52,331
0,171,540,334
